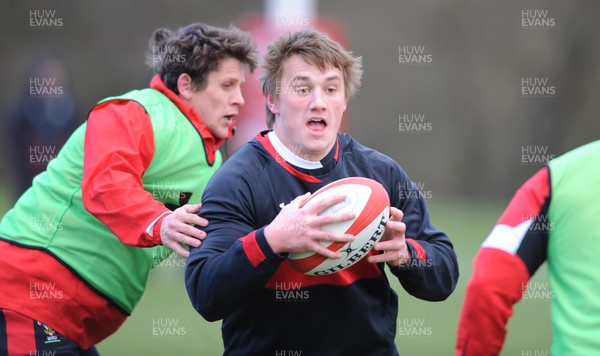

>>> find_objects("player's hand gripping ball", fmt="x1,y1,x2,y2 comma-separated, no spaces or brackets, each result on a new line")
288,177,390,275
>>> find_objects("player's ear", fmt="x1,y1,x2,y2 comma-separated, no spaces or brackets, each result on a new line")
266,94,280,115
177,73,194,101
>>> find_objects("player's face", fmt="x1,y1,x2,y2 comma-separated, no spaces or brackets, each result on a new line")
268,55,347,161
188,57,246,140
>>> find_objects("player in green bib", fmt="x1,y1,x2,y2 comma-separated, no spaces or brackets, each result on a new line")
0,23,257,354
457,140,600,355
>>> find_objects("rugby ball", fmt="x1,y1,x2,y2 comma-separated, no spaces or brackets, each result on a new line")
288,177,390,275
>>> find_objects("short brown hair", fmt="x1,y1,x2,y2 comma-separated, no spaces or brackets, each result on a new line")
147,23,257,94
260,29,363,128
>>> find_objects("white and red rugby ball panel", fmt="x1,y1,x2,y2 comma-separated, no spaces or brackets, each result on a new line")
288,177,390,275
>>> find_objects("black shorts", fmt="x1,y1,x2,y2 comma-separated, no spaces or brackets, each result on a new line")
0,309,99,356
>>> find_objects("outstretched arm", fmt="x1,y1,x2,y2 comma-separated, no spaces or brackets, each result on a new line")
456,167,551,355
82,101,205,256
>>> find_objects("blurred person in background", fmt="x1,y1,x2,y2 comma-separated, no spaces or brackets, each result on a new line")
456,140,600,355
0,23,256,355
8,54,79,196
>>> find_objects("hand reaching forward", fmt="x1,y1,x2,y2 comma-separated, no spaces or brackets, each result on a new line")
160,203,209,258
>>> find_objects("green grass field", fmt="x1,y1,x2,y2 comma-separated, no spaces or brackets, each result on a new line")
0,187,551,355
94,199,552,355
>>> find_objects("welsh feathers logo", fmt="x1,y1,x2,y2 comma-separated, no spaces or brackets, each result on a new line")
37,321,60,344
43,325,56,336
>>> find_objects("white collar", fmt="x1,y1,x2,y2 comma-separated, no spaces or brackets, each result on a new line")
267,131,323,169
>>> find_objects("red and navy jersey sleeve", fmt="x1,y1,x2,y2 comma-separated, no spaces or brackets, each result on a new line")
184,155,286,321
456,167,551,356
383,167,459,301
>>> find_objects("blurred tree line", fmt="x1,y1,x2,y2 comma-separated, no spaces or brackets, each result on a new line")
1,0,598,206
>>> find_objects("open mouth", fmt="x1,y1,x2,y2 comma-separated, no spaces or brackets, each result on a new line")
306,118,327,131
224,114,237,124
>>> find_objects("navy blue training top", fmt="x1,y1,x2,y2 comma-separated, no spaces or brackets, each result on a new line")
185,131,459,356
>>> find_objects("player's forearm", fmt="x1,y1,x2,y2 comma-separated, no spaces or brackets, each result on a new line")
391,237,459,301
391,185,459,300
456,248,529,355
185,228,285,321
81,166,171,246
